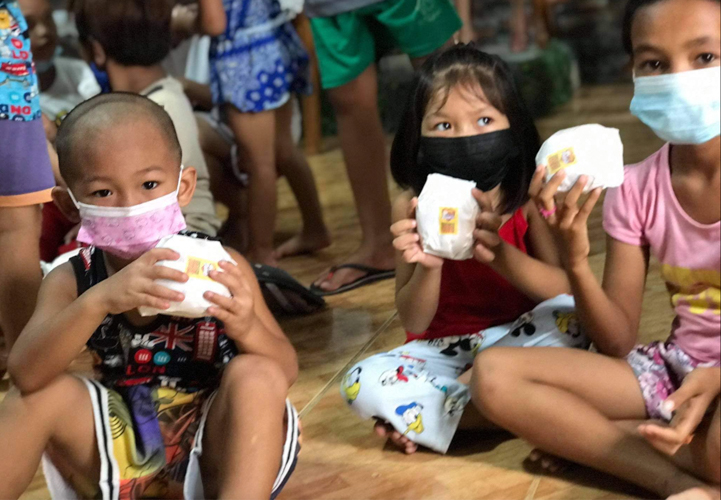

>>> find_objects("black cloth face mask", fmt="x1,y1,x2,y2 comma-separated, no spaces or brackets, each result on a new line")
415,129,520,193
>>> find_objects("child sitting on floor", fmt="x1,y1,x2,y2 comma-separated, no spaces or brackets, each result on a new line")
471,0,720,498
340,44,589,455
0,93,300,500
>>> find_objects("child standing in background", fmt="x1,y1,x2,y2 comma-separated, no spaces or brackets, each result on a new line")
200,0,330,266
0,0,55,369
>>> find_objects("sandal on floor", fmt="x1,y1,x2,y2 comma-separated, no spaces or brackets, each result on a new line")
253,264,326,317
310,264,396,297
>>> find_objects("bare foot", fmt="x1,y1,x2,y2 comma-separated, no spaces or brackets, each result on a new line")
374,420,418,455
247,249,279,268
459,25,477,44
274,229,331,260
313,244,395,294
526,449,572,474
668,487,721,500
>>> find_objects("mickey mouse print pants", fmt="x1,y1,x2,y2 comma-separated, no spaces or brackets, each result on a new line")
340,295,589,453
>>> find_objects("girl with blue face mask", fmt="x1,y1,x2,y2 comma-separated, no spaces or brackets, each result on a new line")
465,0,721,498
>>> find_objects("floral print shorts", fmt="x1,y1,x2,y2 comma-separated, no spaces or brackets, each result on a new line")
626,341,718,421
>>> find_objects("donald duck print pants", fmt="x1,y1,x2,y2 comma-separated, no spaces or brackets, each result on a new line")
340,295,589,453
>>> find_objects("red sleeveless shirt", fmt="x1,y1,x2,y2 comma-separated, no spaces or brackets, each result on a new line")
407,208,537,342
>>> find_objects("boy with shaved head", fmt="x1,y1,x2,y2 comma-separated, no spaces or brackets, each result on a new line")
0,93,300,500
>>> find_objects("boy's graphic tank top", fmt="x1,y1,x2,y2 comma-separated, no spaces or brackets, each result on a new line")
69,233,238,391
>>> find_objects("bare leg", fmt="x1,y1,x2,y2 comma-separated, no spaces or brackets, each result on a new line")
531,0,551,48
274,100,331,260
0,205,42,348
530,409,721,479
454,0,477,43
314,65,395,292
196,117,249,252
510,0,529,52
225,106,279,267
0,375,100,498
472,347,719,498
200,355,289,499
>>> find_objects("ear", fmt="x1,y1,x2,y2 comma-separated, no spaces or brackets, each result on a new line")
90,39,107,69
177,166,197,208
52,186,81,224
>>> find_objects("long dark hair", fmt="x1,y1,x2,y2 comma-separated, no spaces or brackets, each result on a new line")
622,0,721,54
390,43,540,215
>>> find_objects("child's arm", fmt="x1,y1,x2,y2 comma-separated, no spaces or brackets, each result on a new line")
197,0,227,36
181,78,214,112
393,193,445,334
534,171,648,356
8,249,189,394
206,250,298,385
473,189,572,302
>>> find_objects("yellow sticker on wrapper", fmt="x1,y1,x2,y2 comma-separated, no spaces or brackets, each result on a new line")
186,257,220,282
547,147,578,174
439,208,459,235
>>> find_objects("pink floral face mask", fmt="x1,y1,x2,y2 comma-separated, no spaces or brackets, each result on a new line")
68,168,187,260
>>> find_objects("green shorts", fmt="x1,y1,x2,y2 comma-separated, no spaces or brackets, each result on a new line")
310,0,462,89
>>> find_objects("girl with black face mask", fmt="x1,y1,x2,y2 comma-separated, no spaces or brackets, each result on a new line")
338,44,588,457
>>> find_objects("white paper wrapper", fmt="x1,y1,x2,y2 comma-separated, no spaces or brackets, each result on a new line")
139,235,234,318
416,174,479,261
537,124,625,192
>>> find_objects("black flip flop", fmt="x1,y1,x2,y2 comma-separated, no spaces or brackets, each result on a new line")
310,264,396,297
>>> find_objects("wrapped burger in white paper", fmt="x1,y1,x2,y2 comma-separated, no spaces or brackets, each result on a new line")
416,174,479,261
139,234,235,318
537,124,625,192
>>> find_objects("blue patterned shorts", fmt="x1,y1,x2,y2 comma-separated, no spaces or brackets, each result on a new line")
210,0,311,113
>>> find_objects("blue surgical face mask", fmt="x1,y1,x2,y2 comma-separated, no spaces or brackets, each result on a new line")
630,66,721,145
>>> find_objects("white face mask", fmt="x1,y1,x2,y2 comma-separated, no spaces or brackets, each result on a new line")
67,168,187,259
630,66,721,145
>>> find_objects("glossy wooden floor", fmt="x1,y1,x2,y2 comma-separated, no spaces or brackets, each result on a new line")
11,83,672,500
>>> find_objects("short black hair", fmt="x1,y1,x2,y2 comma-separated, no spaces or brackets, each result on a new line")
72,0,174,66
56,93,182,183
390,43,540,215
622,0,721,54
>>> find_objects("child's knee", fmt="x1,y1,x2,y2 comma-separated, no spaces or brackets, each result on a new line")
470,349,515,417
3,375,89,427
222,355,289,398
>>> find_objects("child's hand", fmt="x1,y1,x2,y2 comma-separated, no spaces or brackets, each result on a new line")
529,167,602,270
472,189,504,264
97,249,188,315
638,367,721,456
204,261,256,342
391,198,444,270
